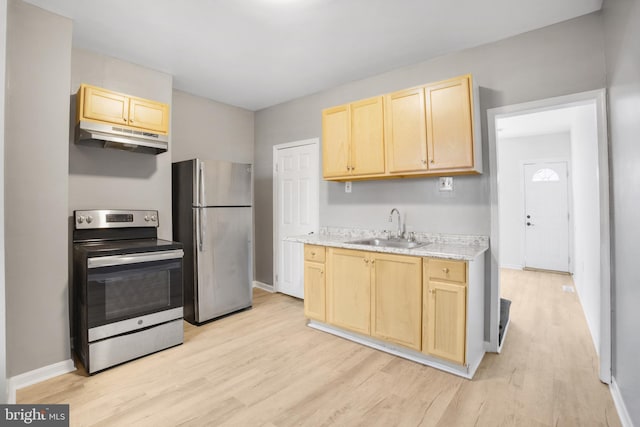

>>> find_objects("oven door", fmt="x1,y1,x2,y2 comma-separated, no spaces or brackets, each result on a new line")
86,249,184,334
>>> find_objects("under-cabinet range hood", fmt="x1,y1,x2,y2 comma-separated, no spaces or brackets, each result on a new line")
75,120,169,155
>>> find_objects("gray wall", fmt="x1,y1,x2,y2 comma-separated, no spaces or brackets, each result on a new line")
254,12,606,285
69,48,173,240
172,90,254,164
5,0,72,377
0,0,6,403
603,0,640,422
497,132,571,269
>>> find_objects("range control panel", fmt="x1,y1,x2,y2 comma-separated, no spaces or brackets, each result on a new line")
74,209,159,229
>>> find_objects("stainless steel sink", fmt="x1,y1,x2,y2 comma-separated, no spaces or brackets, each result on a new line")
347,237,430,249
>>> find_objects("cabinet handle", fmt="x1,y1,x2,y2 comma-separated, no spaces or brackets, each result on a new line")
123,118,127,122
371,260,375,265
431,159,435,164
421,159,427,165
442,267,449,274
364,259,369,264
311,252,316,256
320,270,324,275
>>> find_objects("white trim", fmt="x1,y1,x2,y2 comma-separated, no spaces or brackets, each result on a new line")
272,138,320,294
500,263,523,270
252,280,275,293
610,377,634,427
308,320,485,379
272,138,319,151
487,90,611,385
7,359,75,404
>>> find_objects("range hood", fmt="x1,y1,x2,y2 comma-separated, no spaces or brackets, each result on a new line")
75,120,168,155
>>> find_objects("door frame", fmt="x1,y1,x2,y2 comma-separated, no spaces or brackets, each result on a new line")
487,89,611,383
521,158,573,273
272,138,320,293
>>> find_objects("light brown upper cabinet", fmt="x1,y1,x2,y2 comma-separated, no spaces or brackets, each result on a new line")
322,96,385,179
425,76,474,171
77,84,169,135
322,74,482,181
386,75,480,176
385,87,428,173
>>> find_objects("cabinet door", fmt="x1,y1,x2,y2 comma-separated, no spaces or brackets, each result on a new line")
425,75,474,170
385,87,428,173
322,105,350,178
370,253,422,350
304,261,325,322
350,96,385,176
129,96,169,134
82,85,129,126
424,279,466,365
326,248,371,335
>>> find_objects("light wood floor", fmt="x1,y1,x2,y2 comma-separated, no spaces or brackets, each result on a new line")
18,269,620,426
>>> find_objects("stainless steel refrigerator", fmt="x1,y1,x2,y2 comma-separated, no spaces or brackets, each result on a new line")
172,159,253,324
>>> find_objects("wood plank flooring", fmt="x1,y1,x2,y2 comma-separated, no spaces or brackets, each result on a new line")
18,269,620,426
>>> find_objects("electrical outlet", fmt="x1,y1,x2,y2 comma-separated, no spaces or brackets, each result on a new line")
439,177,453,192
345,181,352,193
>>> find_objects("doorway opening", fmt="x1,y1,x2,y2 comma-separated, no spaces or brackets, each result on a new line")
488,89,611,383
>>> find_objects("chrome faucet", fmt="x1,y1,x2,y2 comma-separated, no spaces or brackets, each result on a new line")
389,208,403,239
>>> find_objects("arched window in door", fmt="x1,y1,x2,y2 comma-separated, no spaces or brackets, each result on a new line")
531,168,560,182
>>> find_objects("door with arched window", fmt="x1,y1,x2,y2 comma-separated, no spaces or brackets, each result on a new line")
523,161,570,272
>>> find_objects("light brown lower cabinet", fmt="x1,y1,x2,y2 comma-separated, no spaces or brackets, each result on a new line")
326,248,372,335
304,245,473,367
423,258,467,365
370,253,422,350
303,245,326,322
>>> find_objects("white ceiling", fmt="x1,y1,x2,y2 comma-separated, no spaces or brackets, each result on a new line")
23,0,602,111
496,105,591,139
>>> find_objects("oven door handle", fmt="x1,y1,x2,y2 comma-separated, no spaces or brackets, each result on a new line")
87,249,184,269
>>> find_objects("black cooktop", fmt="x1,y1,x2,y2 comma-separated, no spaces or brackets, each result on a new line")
74,238,183,257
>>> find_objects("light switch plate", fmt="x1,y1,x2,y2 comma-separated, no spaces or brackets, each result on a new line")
439,177,454,192
345,181,352,193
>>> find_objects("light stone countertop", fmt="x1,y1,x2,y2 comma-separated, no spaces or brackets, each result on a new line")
285,227,489,261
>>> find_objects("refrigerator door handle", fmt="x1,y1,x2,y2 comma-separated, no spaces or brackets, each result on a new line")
196,208,203,252
199,161,206,207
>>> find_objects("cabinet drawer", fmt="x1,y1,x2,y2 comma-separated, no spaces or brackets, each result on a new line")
428,259,466,283
304,245,326,262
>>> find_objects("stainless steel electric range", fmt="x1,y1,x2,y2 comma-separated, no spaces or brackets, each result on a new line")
72,209,184,374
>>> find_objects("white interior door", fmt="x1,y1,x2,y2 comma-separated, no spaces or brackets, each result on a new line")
523,161,570,272
274,140,319,298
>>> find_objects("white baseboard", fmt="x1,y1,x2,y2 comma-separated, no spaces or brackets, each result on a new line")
500,264,523,270
253,281,274,293
7,359,76,404
610,377,634,427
